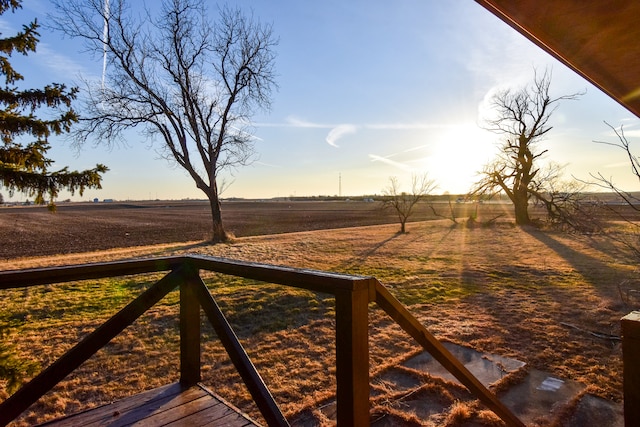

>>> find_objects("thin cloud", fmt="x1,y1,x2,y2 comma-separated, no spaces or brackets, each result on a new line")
369,154,414,171
401,144,431,153
36,43,94,81
602,161,633,169
0,18,12,34
286,116,328,128
229,124,263,142
255,118,447,131
377,144,430,160
326,124,357,147
364,122,445,131
597,123,640,139
254,116,332,128
254,161,281,168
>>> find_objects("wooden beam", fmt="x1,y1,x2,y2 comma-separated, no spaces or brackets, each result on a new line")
0,255,370,295
0,266,186,426
334,282,372,426
189,255,370,295
374,280,525,427
621,311,640,426
180,266,201,386
0,257,187,289
192,277,290,427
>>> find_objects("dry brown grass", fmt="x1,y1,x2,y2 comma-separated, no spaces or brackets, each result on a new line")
0,218,635,426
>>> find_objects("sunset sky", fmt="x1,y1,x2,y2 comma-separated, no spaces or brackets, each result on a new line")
3,0,639,201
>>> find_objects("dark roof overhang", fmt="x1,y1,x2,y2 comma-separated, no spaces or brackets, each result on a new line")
475,0,640,118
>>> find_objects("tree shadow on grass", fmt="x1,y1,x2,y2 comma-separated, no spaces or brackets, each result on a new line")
522,227,628,298
340,224,458,271
343,232,403,268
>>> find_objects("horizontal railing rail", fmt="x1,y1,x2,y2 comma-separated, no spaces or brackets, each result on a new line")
0,255,523,427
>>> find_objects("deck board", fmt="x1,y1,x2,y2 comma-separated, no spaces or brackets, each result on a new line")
39,383,261,427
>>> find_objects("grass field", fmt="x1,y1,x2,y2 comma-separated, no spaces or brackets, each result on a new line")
0,200,637,425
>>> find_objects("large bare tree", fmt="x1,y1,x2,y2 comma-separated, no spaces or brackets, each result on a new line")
51,0,277,242
471,70,581,226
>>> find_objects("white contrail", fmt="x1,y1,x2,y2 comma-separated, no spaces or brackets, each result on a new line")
369,154,414,171
101,0,110,89
326,124,357,147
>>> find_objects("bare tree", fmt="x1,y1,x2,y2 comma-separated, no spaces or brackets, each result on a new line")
590,122,640,256
592,122,640,206
51,0,277,242
382,174,436,233
532,176,594,231
471,70,582,226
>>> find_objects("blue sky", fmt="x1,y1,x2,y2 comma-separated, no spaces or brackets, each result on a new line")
3,1,639,201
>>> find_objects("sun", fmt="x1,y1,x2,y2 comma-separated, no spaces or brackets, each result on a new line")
421,123,496,194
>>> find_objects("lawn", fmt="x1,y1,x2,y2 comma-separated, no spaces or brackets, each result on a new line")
0,203,636,425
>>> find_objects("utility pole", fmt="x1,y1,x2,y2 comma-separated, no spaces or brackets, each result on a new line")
339,173,342,197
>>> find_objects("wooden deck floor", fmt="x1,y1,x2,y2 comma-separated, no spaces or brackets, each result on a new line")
39,383,261,427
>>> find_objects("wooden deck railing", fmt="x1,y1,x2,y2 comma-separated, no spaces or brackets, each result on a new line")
0,255,524,427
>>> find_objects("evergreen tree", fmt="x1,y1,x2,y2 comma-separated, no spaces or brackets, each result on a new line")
0,0,107,210
0,0,107,394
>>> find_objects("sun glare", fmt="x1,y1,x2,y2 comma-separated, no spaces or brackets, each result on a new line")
422,123,496,194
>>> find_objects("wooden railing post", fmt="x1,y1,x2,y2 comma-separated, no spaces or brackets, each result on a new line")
622,311,640,426
334,281,371,426
180,264,201,386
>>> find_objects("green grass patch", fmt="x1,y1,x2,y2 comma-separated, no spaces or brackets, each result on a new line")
0,271,335,351
0,273,181,333
203,275,334,337
341,265,480,306
386,280,479,306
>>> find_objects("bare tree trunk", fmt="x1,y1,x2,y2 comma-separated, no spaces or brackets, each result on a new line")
513,192,531,225
207,194,227,242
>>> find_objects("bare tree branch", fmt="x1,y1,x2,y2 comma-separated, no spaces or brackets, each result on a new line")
382,174,437,233
50,0,277,242
471,68,583,227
